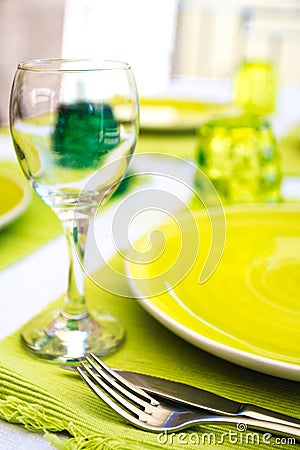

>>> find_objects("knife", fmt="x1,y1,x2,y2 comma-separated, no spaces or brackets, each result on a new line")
62,366,300,429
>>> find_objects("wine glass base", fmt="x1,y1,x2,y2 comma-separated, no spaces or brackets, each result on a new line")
20,309,125,363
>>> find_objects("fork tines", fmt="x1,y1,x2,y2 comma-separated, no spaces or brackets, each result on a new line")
77,353,160,425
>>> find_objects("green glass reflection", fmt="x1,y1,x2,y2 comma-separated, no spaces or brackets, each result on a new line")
52,102,120,168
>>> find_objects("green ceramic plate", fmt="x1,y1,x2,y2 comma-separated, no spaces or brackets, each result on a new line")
0,169,31,229
127,204,300,380
139,97,234,133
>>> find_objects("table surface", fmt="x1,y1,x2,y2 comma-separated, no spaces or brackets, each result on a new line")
0,80,299,449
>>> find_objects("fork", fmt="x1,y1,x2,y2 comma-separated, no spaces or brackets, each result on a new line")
77,354,300,439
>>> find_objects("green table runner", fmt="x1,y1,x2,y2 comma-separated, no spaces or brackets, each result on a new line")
0,193,61,271
0,259,300,449
0,161,61,271
0,135,196,272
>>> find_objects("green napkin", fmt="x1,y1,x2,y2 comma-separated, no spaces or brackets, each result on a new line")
0,256,300,450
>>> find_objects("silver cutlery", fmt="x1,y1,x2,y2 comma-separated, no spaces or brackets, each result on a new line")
75,353,300,438
63,359,300,430
117,369,300,430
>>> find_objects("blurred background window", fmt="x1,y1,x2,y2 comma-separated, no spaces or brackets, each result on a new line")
0,0,65,123
62,0,178,95
172,0,300,85
1,0,300,124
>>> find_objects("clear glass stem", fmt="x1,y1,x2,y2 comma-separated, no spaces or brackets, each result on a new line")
60,211,90,318
20,205,125,362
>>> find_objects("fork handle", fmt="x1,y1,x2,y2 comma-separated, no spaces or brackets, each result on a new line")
240,404,300,430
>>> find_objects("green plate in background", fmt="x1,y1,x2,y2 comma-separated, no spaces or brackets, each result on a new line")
139,97,234,133
0,169,31,229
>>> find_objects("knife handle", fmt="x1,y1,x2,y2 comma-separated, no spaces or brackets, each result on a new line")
240,404,300,429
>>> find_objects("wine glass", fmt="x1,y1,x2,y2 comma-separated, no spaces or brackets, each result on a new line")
9,59,139,363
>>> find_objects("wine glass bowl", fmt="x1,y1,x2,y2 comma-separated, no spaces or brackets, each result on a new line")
9,59,139,363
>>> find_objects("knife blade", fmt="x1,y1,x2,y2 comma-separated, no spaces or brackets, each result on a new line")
117,369,239,415
62,364,238,414
62,365,300,429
